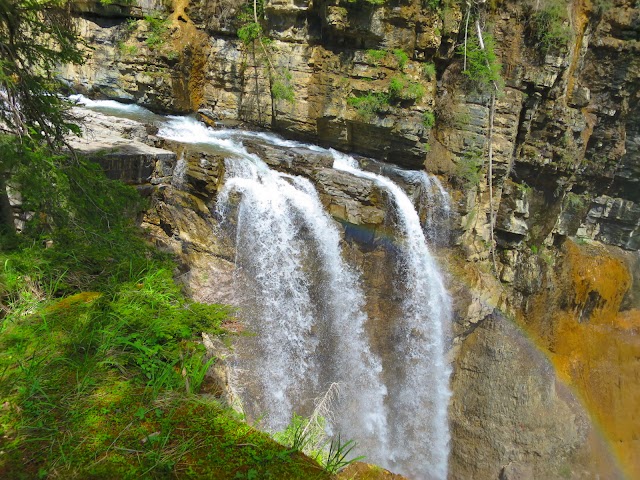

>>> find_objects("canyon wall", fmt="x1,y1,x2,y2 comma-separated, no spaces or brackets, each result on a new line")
62,1,640,478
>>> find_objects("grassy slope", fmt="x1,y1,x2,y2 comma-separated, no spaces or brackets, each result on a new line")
0,140,331,479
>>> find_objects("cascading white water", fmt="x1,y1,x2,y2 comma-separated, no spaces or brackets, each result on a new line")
333,150,452,480
75,97,453,478
159,115,390,459
395,170,452,246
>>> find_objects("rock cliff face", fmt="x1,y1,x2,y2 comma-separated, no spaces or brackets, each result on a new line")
62,1,640,478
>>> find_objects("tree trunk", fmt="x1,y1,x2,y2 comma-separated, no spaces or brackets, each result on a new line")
0,176,15,234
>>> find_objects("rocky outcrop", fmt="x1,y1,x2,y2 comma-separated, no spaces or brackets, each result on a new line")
60,0,640,259
69,108,176,183
450,312,618,480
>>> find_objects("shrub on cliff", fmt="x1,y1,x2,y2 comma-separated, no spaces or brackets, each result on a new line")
526,0,572,55
458,31,502,90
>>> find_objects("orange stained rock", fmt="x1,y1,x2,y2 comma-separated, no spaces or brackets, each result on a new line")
524,240,640,479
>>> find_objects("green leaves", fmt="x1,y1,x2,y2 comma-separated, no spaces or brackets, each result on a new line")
144,13,169,49
527,0,572,54
458,32,502,89
0,0,85,146
238,22,262,45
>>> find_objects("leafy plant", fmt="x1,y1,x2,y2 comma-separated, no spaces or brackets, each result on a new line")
425,0,441,11
346,0,385,5
144,13,169,49
238,22,262,45
323,435,364,474
366,49,387,65
527,0,572,54
458,32,502,89
422,111,436,129
271,69,295,103
456,146,483,189
0,0,85,147
392,49,410,70
388,75,425,102
423,62,436,80
118,42,138,56
348,92,389,119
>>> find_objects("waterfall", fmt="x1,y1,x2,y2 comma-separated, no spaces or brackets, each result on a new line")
393,169,452,246
75,97,453,479
333,151,452,480
160,117,389,460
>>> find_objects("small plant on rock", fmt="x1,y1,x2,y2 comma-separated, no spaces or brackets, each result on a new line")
392,48,410,70
144,13,169,49
422,111,436,129
527,0,572,54
423,62,436,80
348,92,389,119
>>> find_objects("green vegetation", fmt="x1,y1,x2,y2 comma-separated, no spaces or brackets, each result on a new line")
388,75,425,102
425,0,442,10
271,69,295,102
565,192,588,210
458,32,502,89
423,62,436,80
422,111,436,129
235,0,295,108
392,48,410,70
0,0,85,146
100,0,135,5
144,13,170,49
117,41,138,56
455,146,484,189
348,92,389,119
238,22,262,45
349,73,427,120
527,0,572,54
349,80,425,119
366,49,387,65
346,0,385,5
0,137,332,479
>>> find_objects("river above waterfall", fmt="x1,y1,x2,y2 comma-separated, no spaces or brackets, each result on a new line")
72,95,453,480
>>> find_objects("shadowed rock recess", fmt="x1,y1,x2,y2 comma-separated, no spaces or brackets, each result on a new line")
62,0,640,478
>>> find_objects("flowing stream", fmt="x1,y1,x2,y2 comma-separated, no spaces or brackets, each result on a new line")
73,96,452,479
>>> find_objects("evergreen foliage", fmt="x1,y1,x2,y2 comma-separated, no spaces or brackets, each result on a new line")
0,0,85,146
